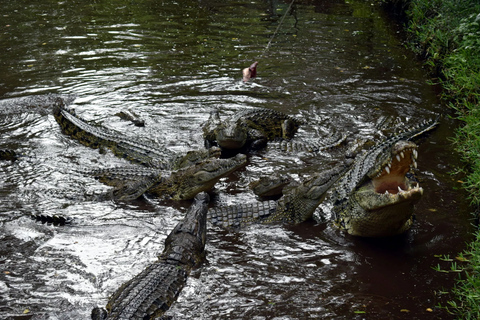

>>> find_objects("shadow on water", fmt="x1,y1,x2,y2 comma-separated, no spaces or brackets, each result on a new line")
0,0,474,319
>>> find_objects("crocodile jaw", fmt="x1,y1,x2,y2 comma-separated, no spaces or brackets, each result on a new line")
343,182,423,237
174,153,247,200
336,140,423,237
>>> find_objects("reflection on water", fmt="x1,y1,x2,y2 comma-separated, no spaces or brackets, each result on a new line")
0,0,473,319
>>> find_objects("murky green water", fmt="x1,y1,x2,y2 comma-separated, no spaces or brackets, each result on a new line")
0,0,473,319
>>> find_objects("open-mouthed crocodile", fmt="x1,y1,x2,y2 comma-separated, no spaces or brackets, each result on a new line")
91,192,209,320
208,118,438,237
328,118,438,237
203,107,304,150
83,153,247,201
53,101,221,170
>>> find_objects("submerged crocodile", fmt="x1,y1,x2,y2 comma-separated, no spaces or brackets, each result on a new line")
0,149,18,162
92,192,209,320
209,119,438,237
203,107,304,150
53,100,246,200
85,153,247,201
53,100,220,170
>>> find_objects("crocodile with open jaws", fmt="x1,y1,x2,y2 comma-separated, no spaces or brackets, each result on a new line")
91,191,209,320
209,118,438,237
53,100,247,200
203,107,304,150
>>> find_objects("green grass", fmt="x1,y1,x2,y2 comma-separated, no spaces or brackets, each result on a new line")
445,231,480,319
381,0,480,318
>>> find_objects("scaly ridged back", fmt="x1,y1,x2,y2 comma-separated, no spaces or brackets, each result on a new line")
53,105,175,169
99,192,209,319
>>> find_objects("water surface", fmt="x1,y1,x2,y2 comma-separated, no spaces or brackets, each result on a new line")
0,0,473,319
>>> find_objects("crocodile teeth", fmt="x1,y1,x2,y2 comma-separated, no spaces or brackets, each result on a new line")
416,183,420,189
413,159,417,169
400,151,405,158
398,186,403,193
385,166,390,174
396,155,401,162
385,190,389,195
413,149,418,159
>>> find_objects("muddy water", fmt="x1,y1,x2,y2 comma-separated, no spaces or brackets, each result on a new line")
0,0,473,319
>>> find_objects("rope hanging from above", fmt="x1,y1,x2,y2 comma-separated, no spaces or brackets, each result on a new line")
242,0,296,82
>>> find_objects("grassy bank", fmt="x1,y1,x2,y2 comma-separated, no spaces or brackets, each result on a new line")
382,0,480,318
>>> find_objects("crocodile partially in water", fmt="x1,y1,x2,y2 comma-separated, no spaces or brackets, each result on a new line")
53,100,220,170
0,149,18,162
84,153,247,201
203,107,304,150
203,107,347,153
92,191,209,320
209,119,438,237
53,100,247,200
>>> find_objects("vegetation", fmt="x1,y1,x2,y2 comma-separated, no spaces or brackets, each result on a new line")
382,0,480,318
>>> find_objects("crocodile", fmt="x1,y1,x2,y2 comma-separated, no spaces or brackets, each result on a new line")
203,107,304,150
328,119,439,237
92,191,209,320
115,110,145,127
0,149,18,161
53,100,221,170
52,100,248,200
209,162,352,227
249,175,292,197
208,119,438,237
84,153,247,201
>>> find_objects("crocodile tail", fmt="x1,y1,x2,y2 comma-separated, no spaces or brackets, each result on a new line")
30,213,73,226
208,200,277,228
269,131,347,153
0,149,18,161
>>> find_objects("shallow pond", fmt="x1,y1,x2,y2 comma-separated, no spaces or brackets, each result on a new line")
0,0,473,319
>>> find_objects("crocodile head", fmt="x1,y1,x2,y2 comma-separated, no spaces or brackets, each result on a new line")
333,140,423,237
173,146,222,170
215,122,248,149
151,153,247,200
162,192,209,267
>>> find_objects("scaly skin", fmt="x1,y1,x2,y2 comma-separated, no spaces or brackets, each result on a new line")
83,153,247,201
249,175,292,197
329,118,439,237
92,192,209,320
208,163,351,227
54,102,221,170
203,107,303,150
209,118,438,237
148,153,247,200
0,149,17,161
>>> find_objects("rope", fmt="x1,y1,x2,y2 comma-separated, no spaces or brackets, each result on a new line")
259,0,296,59
242,0,295,82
